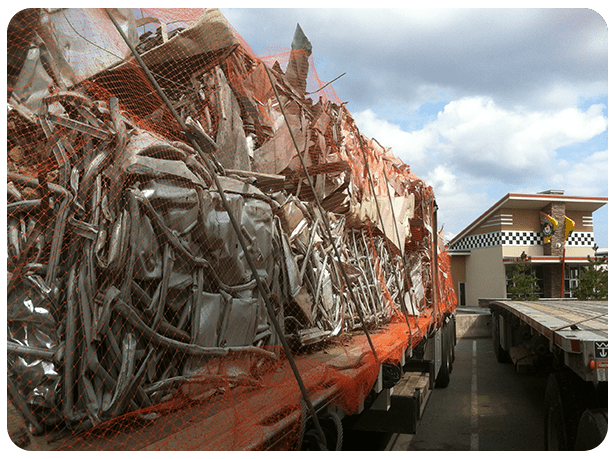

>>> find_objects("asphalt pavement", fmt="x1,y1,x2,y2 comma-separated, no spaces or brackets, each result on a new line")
389,338,549,451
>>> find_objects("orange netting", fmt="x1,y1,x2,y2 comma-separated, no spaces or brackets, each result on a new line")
7,8,456,451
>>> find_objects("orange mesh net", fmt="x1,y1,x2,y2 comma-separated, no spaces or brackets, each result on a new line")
7,8,457,451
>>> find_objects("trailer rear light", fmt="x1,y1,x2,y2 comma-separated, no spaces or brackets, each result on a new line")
589,360,608,370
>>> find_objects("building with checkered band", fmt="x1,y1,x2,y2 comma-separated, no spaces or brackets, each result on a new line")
448,190,607,307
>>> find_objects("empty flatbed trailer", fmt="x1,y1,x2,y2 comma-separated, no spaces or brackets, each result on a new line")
487,299,608,450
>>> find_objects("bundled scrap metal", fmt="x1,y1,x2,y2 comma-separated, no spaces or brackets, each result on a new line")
7,8,442,441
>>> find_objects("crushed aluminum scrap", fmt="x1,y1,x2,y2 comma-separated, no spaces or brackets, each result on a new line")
6,8,441,441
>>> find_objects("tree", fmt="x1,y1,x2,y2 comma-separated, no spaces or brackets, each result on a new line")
573,255,608,300
508,263,540,301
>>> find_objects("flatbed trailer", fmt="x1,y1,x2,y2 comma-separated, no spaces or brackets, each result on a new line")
6,8,458,451
486,299,608,450
9,315,456,451
69,317,455,451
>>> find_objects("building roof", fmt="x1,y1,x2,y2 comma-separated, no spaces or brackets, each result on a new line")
449,192,608,247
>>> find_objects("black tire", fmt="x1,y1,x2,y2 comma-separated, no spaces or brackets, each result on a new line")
435,329,451,388
491,311,510,363
302,412,344,451
447,319,455,374
451,317,456,363
544,371,597,450
435,351,450,388
574,409,608,450
544,374,567,450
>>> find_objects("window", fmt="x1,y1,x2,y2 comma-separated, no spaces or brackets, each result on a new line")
505,264,544,299
564,265,581,298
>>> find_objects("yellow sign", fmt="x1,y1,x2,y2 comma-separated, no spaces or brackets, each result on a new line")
563,216,575,244
539,212,558,243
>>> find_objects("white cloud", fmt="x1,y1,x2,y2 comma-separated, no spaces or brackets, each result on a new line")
438,97,605,169
355,97,606,182
353,109,432,167
434,185,494,238
533,81,608,110
224,9,606,116
423,165,492,238
426,165,457,195
550,150,608,197
350,96,607,238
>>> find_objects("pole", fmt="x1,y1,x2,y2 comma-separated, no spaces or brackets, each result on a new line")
560,247,566,298
432,199,440,323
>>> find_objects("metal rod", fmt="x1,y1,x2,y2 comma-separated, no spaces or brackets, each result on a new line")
431,199,440,324
106,9,327,449
381,167,404,257
355,129,412,333
560,247,566,298
381,166,421,333
104,9,222,174
263,64,378,362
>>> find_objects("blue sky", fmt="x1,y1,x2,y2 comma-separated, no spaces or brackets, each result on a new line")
221,5,609,249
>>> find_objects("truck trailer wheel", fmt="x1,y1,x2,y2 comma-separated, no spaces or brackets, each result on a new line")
435,328,451,388
447,318,455,374
544,375,567,450
491,311,510,363
574,409,608,450
451,317,456,364
435,350,450,388
302,412,343,451
544,371,597,450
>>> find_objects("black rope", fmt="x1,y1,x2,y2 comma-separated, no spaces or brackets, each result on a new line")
105,9,328,449
354,129,413,334
263,64,379,361
381,166,422,334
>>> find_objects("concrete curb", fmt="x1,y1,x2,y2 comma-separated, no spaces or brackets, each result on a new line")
456,313,492,340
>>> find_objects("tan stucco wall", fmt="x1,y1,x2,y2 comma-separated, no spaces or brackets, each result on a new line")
466,210,508,236
465,245,506,306
562,246,595,258
501,245,544,258
500,238,594,259
466,207,544,237
505,207,542,232
450,197,602,306
566,210,593,231
466,220,499,236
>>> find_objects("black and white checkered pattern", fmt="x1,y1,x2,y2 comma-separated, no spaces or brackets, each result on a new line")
451,233,490,251
565,232,594,246
501,231,542,246
451,231,596,251
450,231,508,251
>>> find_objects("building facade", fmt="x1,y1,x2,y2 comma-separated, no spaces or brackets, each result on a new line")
448,190,607,307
